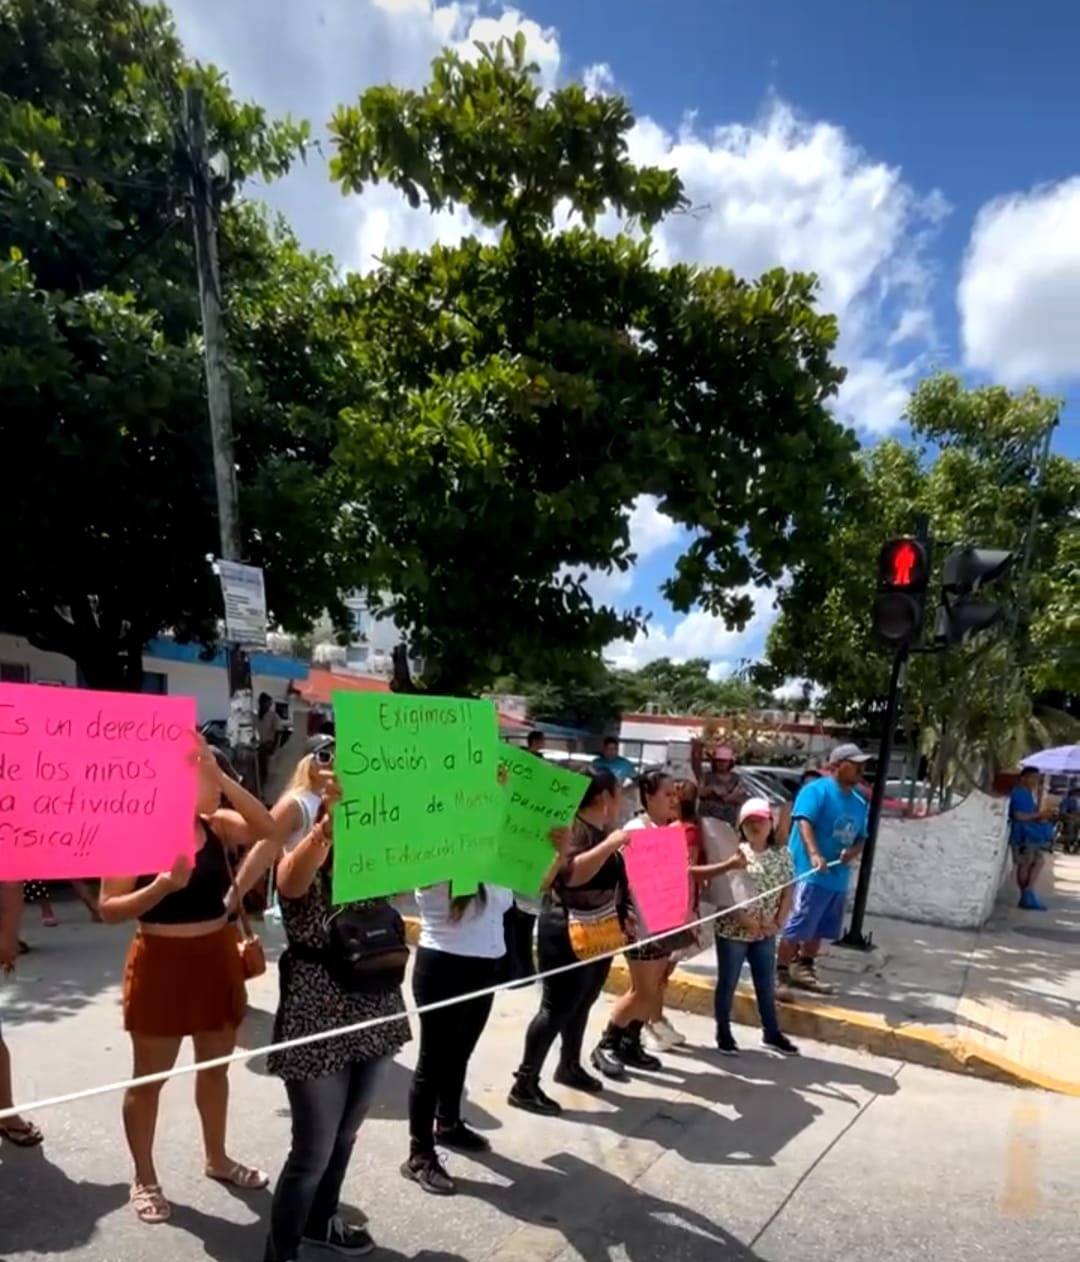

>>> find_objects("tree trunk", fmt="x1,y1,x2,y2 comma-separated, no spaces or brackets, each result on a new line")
21,597,148,693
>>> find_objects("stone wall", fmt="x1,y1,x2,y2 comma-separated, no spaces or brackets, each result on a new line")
847,790,1009,929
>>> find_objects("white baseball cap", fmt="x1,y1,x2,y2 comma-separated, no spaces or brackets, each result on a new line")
737,797,773,826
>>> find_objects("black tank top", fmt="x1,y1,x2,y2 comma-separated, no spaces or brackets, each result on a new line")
137,822,231,925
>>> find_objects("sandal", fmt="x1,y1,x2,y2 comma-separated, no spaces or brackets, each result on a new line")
0,1118,43,1147
131,1183,171,1224
206,1161,269,1191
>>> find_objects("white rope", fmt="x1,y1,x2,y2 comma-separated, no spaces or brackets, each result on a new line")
0,860,841,1120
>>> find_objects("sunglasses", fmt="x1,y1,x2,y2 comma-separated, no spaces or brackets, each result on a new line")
314,748,334,767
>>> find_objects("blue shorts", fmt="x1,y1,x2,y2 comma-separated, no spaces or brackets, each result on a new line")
781,880,846,943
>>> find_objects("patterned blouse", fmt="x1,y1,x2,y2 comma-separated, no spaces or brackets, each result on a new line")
714,843,795,942
267,870,411,1082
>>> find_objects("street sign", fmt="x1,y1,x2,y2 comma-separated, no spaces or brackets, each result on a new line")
216,559,268,649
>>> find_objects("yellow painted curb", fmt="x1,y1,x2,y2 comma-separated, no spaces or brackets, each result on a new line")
402,917,1080,1096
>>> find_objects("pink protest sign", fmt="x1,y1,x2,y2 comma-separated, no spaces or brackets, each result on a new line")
622,823,690,935
0,683,197,880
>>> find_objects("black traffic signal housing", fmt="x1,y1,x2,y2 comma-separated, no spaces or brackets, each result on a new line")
873,536,930,651
934,547,1014,645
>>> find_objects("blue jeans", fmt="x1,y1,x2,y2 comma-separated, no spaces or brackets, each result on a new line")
714,935,781,1041
264,1057,386,1261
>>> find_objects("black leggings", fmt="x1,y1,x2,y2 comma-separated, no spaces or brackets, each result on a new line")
517,910,611,1076
409,947,500,1154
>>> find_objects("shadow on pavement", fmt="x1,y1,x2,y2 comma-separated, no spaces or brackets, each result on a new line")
0,1145,128,1252
4,918,125,1027
554,1048,899,1169
457,1148,769,1261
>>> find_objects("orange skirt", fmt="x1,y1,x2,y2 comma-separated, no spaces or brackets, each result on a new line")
122,925,246,1038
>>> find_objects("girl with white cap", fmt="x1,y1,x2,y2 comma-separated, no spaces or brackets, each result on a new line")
711,798,799,1057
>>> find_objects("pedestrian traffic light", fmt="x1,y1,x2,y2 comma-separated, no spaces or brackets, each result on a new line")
873,536,930,650
934,547,1014,645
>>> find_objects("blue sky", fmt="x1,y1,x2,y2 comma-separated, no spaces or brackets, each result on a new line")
169,0,1080,679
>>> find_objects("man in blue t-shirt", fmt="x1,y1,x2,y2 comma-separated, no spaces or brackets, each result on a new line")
1009,767,1056,910
593,736,635,783
779,742,869,994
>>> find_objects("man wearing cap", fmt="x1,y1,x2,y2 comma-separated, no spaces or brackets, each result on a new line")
778,743,869,994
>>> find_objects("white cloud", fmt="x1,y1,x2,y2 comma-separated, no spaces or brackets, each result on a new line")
616,104,946,435
958,178,1080,385
605,585,775,672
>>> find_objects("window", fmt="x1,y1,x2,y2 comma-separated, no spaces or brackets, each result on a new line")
0,661,29,683
141,671,168,696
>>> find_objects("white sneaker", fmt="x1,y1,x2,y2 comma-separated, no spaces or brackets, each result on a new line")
645,1019,684,1052
654,1016,687,1046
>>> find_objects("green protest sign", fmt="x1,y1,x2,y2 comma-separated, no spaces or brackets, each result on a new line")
483,743,585,895
330,693,502,902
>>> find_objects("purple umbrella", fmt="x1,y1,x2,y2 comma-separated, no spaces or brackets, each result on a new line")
1020,745,1080,774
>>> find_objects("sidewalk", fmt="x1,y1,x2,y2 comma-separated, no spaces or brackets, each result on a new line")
645,852,1080,1095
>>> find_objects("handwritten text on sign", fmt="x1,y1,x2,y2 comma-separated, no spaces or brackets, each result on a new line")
331,693,501,902
622,823,691,935
485,743,583,895
0,683,197,880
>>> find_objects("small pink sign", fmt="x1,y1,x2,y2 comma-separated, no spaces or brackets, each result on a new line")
623,823,690,935
0,683,197,880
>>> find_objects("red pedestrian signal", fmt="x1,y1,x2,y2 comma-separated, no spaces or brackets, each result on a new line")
874,537,930,650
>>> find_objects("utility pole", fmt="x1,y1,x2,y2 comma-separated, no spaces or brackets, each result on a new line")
184,85,259,791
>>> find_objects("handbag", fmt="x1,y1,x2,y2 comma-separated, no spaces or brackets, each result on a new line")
222,846,267,981
564,904,625,961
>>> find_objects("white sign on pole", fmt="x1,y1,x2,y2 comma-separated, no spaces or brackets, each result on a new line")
217,559,268,648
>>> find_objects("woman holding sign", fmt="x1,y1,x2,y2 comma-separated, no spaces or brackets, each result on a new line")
100,737,278,1225
509,767,631,1115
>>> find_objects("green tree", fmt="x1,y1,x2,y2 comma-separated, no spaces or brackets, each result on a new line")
327,36,858,695
0,0,350,688
762,374,1080,783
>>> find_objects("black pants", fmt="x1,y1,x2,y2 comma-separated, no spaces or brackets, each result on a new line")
409,947,500,1155
517,909,612,1076
264,1057,385,1262
500,905,537,983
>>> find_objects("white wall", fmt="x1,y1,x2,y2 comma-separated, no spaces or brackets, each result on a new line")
0,634,78,686
848,789,1009,929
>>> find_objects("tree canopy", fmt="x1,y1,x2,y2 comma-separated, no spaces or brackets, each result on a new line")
762,373,1080,780
327,36,859,694
0,0,352,687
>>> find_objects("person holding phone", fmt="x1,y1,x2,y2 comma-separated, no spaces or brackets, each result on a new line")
264,763,410,1260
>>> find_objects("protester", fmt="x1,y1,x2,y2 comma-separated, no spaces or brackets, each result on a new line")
713,799,799,1056
99,735,278,1225
509,767,630,1113
0,881,42,1148
592,736,635,783
21,879,100,929
526,730,546,755
778,744,869,995
695,744,748,826
618,770,695,1061
402,879,514,1195
264,769,410,1261
1008,767,1056,910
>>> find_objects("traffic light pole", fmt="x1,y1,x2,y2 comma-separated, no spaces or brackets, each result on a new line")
839,643,907,949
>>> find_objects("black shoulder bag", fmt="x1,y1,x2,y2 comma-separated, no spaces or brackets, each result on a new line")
322,896,409,995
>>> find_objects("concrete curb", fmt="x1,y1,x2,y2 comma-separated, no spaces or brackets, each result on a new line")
402,918,1079,1097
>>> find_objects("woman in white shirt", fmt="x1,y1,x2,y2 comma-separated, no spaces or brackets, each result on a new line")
401,881,512,1197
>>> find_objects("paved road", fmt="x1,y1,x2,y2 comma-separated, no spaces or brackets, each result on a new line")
1,917,1076,1261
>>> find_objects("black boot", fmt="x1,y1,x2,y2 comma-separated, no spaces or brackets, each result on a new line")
508,1071,562,1116
590,1023,629,1080
553,1061,604,1093
619,1021,662,1071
